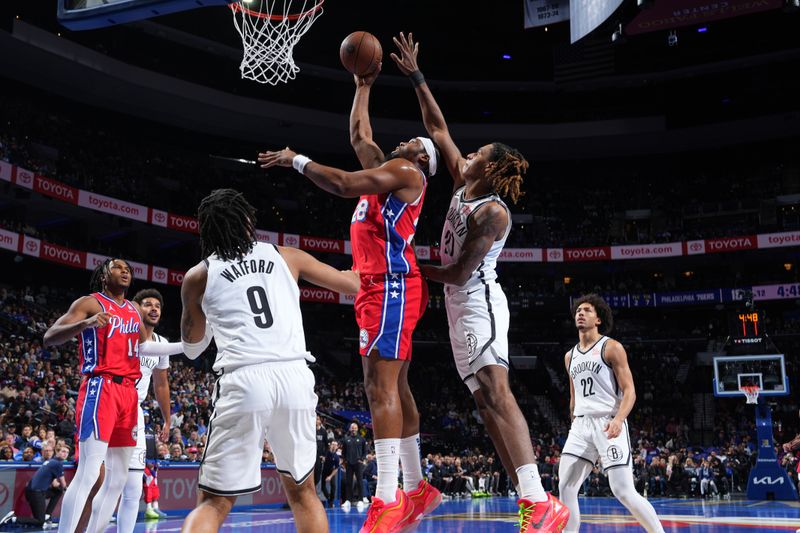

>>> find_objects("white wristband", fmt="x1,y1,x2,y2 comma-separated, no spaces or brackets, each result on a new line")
292,154,312,174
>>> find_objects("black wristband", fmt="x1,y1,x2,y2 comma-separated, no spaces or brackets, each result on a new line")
409,70,425,86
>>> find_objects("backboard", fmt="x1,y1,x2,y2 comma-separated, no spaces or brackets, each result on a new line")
58,0,230,30
712,354,789,398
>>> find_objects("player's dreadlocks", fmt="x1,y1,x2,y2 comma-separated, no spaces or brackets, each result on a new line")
198,188,257,262
89,258,133,293
486,142,528,204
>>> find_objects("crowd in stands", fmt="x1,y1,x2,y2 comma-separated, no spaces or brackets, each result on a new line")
1,277,798,505
2,87,800,260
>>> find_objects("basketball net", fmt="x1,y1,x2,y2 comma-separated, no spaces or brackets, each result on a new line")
741,385,760,405
230,0,324,85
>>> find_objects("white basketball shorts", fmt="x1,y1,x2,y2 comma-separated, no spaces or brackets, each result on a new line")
445,281,510,394
198,360,318,496
561,415,632,471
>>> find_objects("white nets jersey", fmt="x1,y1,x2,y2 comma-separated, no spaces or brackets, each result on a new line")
136,332,169,404
569,336,623,417
203,242,309,373
440,186,511,290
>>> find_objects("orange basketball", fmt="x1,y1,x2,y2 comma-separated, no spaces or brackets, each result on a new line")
339,31,382,77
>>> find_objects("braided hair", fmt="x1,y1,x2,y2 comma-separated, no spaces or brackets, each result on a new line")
89,258,132,293
198,189,257,262
486,142,528,204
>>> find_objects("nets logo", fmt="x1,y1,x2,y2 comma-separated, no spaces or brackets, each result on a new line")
607,445,623,462
466,332,478,358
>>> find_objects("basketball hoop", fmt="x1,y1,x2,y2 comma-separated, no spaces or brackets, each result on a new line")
741,385,760,405
229,0,324,85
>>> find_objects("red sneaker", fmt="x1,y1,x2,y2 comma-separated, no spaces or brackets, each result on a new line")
397,479,443,532
359,489,415,533
517,494,570,532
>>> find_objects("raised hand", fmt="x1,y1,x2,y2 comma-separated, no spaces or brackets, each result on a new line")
257,147,298,169
355,62,382,87
390,32,420,76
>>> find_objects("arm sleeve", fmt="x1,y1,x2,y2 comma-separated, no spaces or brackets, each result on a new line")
182,324,214,360
139,341,184,357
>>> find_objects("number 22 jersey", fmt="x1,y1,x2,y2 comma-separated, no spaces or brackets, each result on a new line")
203,242,310,373
569,336,623,417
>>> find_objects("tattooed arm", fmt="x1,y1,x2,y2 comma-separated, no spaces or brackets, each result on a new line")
180,262,211,359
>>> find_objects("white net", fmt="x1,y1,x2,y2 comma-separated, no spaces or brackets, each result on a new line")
741,386,760,404
230,0,323,85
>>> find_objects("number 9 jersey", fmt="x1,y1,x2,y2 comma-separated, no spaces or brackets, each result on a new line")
202,242,311,374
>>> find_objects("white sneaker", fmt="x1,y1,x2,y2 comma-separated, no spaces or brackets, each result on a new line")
341,500,351,511
356,501,365,511
362,497,370,504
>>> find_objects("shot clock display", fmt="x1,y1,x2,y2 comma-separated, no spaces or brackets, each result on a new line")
730,310,763,345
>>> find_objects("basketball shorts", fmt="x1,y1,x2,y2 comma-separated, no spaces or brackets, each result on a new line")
356,273,428,361
128,405,147,471
445,281,510,393
198,360,318,496
562,415,632,471
143,482,160,503
75,375,139,447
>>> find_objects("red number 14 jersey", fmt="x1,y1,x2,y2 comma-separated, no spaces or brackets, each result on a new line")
77,292,142,381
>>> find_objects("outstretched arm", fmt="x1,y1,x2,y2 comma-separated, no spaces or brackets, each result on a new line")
279,246,360,295
43,296,106,347
350,66,386,170
180,262,211,359
391,32,465,189
258,148,418,198
605,340,636,438
419,202,507,286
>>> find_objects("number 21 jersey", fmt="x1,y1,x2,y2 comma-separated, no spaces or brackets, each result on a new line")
203,242,310,373
569,336,622,417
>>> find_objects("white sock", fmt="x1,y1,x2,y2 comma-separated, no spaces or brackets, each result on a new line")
399,434,423,492
152,501,159,510
374,438,401,503
146,502,153,511
516,463,548,502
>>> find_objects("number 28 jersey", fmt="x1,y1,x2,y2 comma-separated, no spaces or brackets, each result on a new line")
203,242,310,374
569,336,623,417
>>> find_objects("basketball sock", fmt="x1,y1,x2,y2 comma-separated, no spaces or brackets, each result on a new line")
146,502,154,511
374,438,401,503
516,463,548,503
399,434,423,492
607,467,665,533
117,470,144,532
153,501,159,510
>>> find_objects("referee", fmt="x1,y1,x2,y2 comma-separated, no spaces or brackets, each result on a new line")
0,444,69,527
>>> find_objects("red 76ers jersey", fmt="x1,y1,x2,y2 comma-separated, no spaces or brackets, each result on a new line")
78,292,143,381
349,168,427,276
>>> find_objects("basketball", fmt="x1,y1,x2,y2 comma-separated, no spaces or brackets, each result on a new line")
339,31,382,77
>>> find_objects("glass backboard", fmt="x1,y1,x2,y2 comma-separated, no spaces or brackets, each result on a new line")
713,354,789,397
58,0,230,30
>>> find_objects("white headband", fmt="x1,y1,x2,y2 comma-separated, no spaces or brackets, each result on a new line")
417,137,437,176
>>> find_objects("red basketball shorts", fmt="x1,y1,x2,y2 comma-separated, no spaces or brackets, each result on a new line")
355,273,428,360
75,375,139,447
